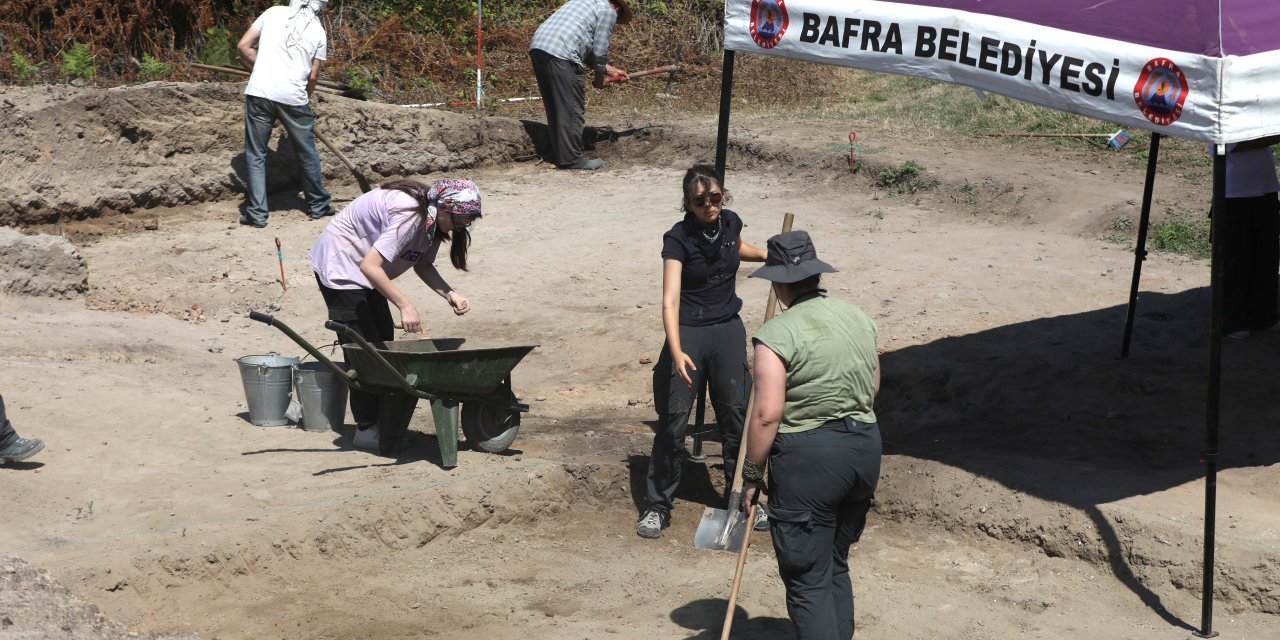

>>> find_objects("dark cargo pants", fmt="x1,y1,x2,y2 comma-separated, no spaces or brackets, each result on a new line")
0,393,15,448
766,417,882,640
529,48,587,167
645,316,749,514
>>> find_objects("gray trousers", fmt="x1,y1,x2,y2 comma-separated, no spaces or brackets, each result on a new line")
0,393,16,448
766,417,882,640
529,48,586,167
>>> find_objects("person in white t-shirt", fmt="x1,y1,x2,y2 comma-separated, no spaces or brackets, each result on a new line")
237,0,333,227
1220,136,1280,339
309,179,483,451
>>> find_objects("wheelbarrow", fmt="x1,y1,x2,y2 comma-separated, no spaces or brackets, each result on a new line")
249,312,538,468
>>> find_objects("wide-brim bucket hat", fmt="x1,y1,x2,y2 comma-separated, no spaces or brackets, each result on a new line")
748,230,838,283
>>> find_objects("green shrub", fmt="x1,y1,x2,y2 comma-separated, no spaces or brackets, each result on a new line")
11,51,46,84
59,41,95,82
875,160,938,195
343,66,382,92
137,53,170,81
1150,215,1210,258
201,26,235,66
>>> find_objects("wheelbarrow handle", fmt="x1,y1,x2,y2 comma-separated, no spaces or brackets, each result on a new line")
324,320,352,336
246,311,361,391
325,319,428,399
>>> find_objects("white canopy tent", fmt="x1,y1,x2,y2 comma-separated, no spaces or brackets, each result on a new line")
712,1,1280,636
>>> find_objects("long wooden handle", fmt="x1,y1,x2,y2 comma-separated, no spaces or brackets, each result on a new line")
727,211,795,497
719,212,794,640
314,128,374,193
721,503,758,640
313,128,355,172
623,64,679,80
188,62,350,91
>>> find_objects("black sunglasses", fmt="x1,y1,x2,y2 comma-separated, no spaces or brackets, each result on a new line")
692,191,723,207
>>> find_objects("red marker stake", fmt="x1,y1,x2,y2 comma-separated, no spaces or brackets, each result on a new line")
275,237,287,292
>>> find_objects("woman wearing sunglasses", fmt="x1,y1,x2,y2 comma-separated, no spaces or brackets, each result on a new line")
637,164,767,539
309,178,482,452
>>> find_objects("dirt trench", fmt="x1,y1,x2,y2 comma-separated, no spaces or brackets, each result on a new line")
0,82,532,228
2,82,1278,639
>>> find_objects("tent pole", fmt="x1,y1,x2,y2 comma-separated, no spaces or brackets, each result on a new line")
714,49,736,184
1195,147,1226,639
1121,133,1162,358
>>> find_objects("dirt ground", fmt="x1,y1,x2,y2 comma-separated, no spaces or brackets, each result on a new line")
1,82,1278,639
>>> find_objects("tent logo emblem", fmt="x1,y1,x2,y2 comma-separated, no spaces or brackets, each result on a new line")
749,0,788,49
1133,58,1188,126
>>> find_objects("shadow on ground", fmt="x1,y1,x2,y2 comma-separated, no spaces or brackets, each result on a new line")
875,286,1280,626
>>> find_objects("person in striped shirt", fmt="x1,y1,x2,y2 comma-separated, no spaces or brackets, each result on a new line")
529,0,632,170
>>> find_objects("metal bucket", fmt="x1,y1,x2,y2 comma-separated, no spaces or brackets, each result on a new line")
294,361,349,432
237,353,299,426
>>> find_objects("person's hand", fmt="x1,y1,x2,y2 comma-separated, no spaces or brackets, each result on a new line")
446,291,470,316
399,304,423,333
673,351,696,387
605,65,629,85
742,481,765,513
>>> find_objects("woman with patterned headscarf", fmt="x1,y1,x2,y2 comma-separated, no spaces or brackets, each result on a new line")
309,178,484,451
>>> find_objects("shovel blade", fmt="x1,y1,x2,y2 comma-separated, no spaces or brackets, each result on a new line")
693,506,747,552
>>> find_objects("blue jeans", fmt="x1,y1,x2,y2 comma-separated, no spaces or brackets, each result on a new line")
243,95,331,222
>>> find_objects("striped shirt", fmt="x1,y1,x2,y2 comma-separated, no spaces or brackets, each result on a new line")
529,0,618,75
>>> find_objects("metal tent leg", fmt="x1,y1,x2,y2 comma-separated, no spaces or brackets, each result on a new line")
1121,132,1162,358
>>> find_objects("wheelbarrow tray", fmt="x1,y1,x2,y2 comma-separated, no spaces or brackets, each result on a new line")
342,338,536,398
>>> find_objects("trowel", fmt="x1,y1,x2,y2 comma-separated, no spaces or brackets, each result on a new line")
693,212,793,552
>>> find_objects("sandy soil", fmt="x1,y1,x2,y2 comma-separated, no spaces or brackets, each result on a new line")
1,82,1278,639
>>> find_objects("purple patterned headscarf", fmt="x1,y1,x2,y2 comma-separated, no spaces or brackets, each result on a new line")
426,179,482,223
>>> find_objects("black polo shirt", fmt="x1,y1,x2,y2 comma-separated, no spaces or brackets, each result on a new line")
661,209,744,327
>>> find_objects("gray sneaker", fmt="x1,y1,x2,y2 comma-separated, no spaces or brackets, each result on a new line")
558,158,604,171
0,436,44,464
636,508,667,539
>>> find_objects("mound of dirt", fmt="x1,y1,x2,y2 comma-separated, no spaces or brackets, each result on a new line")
0,226,88,298
1,555,194,639
0,82,534,227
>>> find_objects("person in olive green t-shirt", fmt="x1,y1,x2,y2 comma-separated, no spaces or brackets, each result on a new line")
740,230,882,640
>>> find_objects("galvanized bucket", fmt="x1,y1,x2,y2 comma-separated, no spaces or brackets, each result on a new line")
293,361,349,432
237,353,299,426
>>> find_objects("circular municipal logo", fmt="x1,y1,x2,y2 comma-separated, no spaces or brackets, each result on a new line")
1133,58,1188,126
750,0,788,49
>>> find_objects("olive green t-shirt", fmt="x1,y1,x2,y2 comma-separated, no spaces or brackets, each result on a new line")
753,296,878,433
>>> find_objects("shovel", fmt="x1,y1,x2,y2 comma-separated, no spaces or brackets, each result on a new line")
693,212,794,552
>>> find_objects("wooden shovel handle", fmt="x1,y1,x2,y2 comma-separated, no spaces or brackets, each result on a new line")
721,502,757,640
719,212,793,640
727,211,794,497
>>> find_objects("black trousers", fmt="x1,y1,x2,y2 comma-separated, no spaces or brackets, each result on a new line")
529,48,586,167
766,417,882,640
0,393,16,448
1220,193,1280,332
645,316,749,513
314,273,395,425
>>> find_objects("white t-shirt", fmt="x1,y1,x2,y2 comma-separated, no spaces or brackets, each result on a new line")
1224,143,1280,198
244,5,327,107
309,189,437,290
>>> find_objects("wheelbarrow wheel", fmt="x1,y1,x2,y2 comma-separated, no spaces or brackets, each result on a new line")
460,402,520,453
